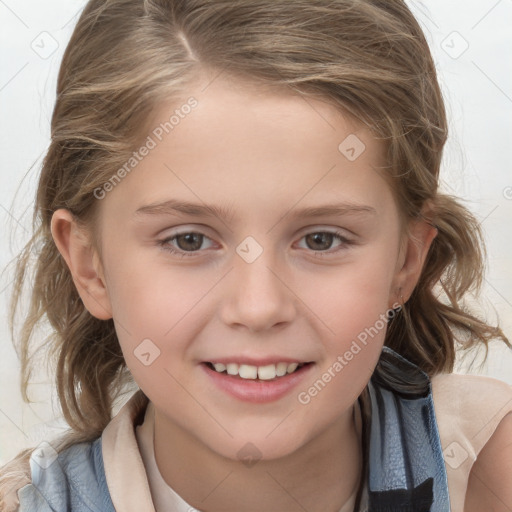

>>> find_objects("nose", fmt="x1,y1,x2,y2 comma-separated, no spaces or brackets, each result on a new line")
220,250,296,332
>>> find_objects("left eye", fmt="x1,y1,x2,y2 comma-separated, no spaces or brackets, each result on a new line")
158,230,352,257
296,231,351,253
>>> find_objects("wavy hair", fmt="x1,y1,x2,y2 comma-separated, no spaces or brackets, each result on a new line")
1,0,509,509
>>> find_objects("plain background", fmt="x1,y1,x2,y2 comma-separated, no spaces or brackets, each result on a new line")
1,0,511,465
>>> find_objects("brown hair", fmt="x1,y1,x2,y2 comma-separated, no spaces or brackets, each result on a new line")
1,0,509,508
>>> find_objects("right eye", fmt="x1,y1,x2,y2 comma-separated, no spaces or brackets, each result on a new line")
158,231,215,257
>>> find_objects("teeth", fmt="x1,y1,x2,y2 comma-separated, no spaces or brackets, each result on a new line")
239,364,258,379
210,361,306,380
287,363,298,373
276,362,288,377
226,363,239,376
258,364,276,380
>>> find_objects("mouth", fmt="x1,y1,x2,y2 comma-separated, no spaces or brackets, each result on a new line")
201,359,315,403
202,361,313,381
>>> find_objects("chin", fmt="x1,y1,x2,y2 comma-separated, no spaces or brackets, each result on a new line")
202,427,310,464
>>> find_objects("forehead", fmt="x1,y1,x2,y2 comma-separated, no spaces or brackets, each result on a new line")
143,72,379,158
97,75,394,227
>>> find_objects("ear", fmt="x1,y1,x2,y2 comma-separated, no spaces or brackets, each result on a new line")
391,203,438,306
50,208,112,320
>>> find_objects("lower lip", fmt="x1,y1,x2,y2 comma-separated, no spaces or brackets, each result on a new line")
201,363,314,403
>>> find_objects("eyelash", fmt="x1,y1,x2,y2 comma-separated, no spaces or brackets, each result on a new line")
158,230,354,258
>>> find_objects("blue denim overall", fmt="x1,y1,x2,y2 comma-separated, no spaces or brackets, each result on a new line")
17,346,451,511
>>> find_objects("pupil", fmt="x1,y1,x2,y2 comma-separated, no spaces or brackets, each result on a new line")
178,233,202,251
307,233,332,250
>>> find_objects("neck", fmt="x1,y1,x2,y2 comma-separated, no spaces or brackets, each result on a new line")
153,405,362,512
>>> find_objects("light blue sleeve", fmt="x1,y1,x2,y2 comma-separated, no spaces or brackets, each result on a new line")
17,438,115,512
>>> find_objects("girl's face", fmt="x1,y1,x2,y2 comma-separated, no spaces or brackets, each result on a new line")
78,75,429,460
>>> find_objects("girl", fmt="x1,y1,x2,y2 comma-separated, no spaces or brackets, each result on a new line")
1,0,511,511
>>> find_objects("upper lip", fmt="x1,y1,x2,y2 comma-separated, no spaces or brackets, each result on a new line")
204,357,312,366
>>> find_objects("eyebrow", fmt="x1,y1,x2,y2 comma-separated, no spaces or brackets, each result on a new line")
134,199,377,221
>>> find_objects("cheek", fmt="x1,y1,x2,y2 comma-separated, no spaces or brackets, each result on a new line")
105,247,213,333
294,262,393,421
305,250,397,338
104,257,219,381
297,246,397,402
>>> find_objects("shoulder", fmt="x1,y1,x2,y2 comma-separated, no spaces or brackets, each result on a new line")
431,372,512,454
464,410,512,510
431,371,512,402
430,372,512,511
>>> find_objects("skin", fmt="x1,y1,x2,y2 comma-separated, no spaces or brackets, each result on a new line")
51,74,438,511
464,411,512,511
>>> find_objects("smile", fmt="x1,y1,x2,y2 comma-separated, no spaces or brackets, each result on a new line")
205,361,309,380
201,360,315,403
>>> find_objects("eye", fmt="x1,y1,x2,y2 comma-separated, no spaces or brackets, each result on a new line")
158,232,214,257
296,230,353,255
158,229,354,259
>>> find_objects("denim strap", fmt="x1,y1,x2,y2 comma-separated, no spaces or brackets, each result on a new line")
366,347,451,511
